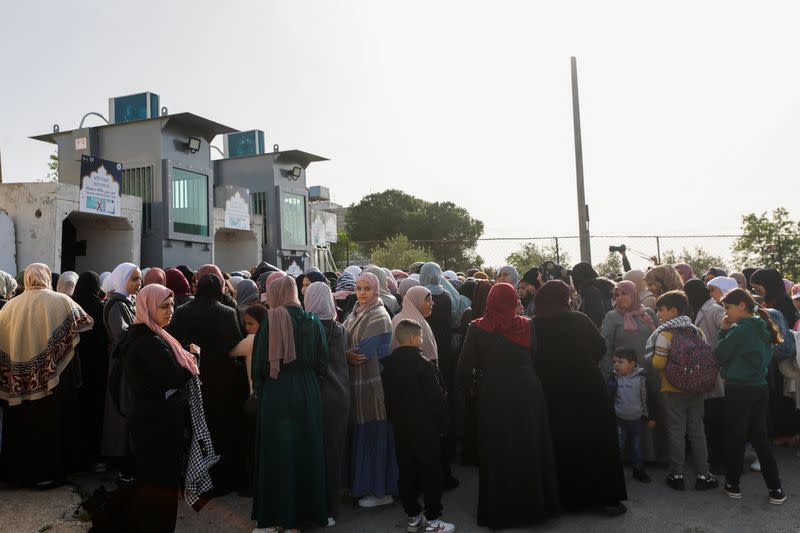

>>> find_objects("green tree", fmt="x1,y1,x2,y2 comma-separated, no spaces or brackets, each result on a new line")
330,230,351,267
594,253,623,277
662,247,729,278
346,189,484,271
46,151,58,181
731,208,800,279
505,241,570,274
370,234,432,270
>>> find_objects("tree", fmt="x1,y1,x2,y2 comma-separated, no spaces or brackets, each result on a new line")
505,241,571,274
732,208,800,279
46,151,58,181
346,189,484,271
662,247,729,278
594,253,623,277
370,234,432,270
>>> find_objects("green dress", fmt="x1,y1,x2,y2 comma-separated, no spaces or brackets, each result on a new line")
251,305,329,529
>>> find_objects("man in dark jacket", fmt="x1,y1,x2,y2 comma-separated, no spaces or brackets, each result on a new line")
382,319,454,533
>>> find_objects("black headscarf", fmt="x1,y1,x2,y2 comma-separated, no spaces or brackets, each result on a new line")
750,268,798,326
72,271,104,318
305,271,328,286
570,262,599,292
459,279,477,301
176,265,195,288
741,267,760,292
195,273,223,301
683,278,710,321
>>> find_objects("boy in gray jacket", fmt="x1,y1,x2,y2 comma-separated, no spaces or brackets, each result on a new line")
608,348,655,483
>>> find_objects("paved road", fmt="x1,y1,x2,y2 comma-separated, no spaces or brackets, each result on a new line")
3,447,800,532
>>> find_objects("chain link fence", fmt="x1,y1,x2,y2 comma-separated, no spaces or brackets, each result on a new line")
334,234,753,272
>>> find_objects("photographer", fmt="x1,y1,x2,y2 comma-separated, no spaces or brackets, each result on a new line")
610,245,632,273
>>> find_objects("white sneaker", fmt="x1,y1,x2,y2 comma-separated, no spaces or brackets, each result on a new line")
750,459,762,472
425,519,456,533
358,494,393,508
407,512,425,532
327,517,336,527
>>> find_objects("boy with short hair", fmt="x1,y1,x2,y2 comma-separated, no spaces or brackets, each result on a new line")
382,319,455,533
608,348,654,483
647,290,718,491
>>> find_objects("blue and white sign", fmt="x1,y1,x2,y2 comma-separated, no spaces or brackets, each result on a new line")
224,190,251,230
79,155,123,217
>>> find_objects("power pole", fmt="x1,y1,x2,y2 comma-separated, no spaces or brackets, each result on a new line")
571,56,591,263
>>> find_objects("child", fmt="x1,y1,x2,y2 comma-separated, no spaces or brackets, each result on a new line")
646,290,718,491
714,288,786,504
381,319,455,533
608,348,654,483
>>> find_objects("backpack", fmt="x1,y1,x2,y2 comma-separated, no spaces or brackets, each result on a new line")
664,328,719,393
108,332,135,417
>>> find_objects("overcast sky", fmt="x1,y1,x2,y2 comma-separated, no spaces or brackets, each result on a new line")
2,1,798,266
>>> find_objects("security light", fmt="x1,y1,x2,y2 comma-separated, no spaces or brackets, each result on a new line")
291,166,302,179
187,137,202,153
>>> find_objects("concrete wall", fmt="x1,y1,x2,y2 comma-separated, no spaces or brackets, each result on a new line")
211,208,263,272
0,183,142,273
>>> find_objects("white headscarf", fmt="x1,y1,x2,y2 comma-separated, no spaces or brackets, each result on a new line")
110,262,138,296
304,281,337,321
0,270,18,299
56,271,79,296
707,276,739,298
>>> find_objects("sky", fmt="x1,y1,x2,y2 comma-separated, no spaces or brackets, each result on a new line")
1,1,799,267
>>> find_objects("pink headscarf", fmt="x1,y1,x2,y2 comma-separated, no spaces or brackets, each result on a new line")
143,267,166,287
197,264,225,287
134,284,199,375
264,276,300,379
614,280,656,332
24,263,53,290
265,271,287,288
391,269,409,282
354,272,380,314
784,278,794,296
674,263,694,285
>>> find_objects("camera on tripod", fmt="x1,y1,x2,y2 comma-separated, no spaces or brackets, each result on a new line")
609,244,626,254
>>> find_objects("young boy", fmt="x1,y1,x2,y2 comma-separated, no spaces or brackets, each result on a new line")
649,290,718,491
608,348,654,483
382,319,455,533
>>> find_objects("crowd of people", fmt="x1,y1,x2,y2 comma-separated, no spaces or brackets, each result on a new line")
0,254,799,532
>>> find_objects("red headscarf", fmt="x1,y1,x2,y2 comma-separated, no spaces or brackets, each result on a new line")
165,268,191,298
473,282,530,347
143,267,166,287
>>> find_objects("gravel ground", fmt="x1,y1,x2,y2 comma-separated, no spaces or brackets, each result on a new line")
2,447,800,532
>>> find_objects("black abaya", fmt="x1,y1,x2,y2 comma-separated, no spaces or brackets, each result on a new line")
458,324,559,529
533,310,627,511
169,291,246,494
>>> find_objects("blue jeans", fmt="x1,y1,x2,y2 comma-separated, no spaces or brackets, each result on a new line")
617,418,644,469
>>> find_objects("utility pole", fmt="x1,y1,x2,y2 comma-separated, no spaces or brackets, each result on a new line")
571,56,591,263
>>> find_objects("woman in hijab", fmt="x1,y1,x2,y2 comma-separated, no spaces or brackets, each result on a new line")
56,271,79,296
397,277,420,299
749,268,800,443
741,267,759,292
196,264,237,310
344,272,398,508
644,265,684,299
165,268,194,309
121,283,198,532
72,272,111,471
169,274,246,494
251,276,329,532
495,265,520,287
730,272,747,290
382,268,399,296
0,270,17,309
533,280,628,516
470,280,493,320
363,266,400,316
623,269,656,310
0,263,93,487
102,262,142,476
600,279,665,464
570,262,615,328
673,263,695,285
235,279,260,310
391,286,437,362
304,281,350,525
142,267,166,287
457,283,559,528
